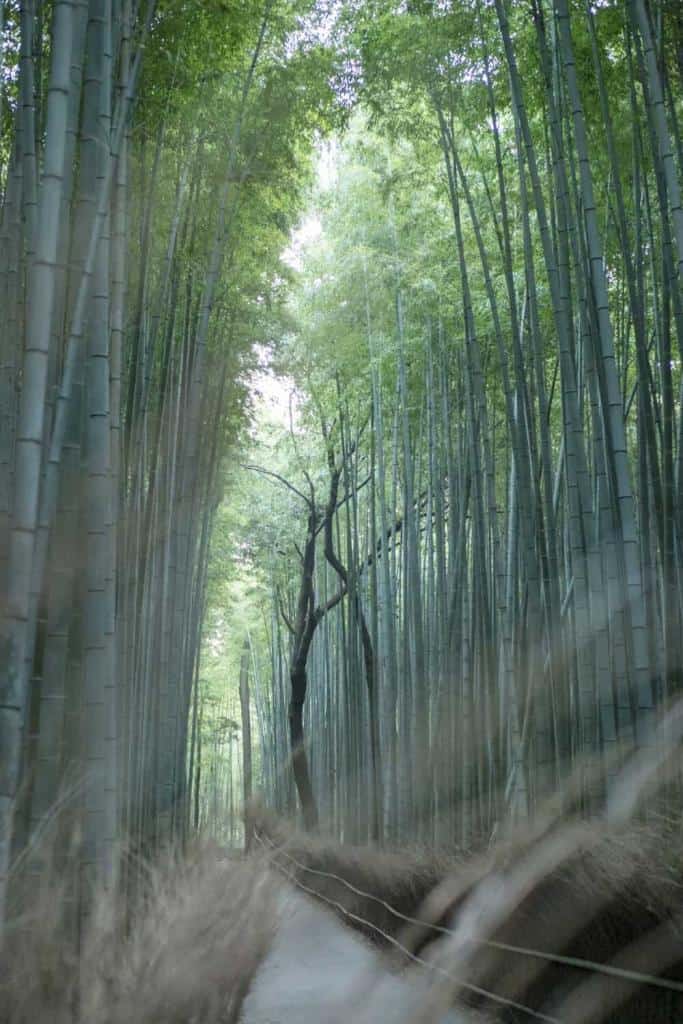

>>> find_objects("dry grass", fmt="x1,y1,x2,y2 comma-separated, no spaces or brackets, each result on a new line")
414,817,683,1023
252,803,683,1024
249,801,463,948
0,839,277,1024
3,776,683,1024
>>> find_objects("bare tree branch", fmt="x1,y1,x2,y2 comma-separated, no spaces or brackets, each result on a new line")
241,463,311,507
276,586,295,636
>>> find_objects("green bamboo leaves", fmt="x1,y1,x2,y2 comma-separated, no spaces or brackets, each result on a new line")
252,0,683,843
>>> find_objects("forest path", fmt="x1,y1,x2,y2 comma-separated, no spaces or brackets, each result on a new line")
241,883,466,1023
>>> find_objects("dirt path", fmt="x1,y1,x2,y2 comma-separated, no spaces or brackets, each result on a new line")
241,884,466,1023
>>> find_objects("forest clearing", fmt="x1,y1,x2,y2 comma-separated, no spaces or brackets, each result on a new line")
1,0,683,1020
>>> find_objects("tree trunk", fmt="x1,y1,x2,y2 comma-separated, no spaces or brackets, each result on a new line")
239,636,254,847
289,665,318,830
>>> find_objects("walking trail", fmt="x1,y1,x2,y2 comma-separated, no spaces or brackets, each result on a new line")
242,884,466,1023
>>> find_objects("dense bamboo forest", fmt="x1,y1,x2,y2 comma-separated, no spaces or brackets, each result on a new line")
196,0,683,847
1,0,683,1020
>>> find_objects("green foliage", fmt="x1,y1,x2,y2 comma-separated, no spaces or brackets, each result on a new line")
196,0,683,841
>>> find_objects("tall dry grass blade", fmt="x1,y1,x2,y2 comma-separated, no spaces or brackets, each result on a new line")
1,842,276,1024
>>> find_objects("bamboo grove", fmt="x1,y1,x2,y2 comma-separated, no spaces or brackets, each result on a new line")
196,0,683,849
1,0,682,931
0,0,336,925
